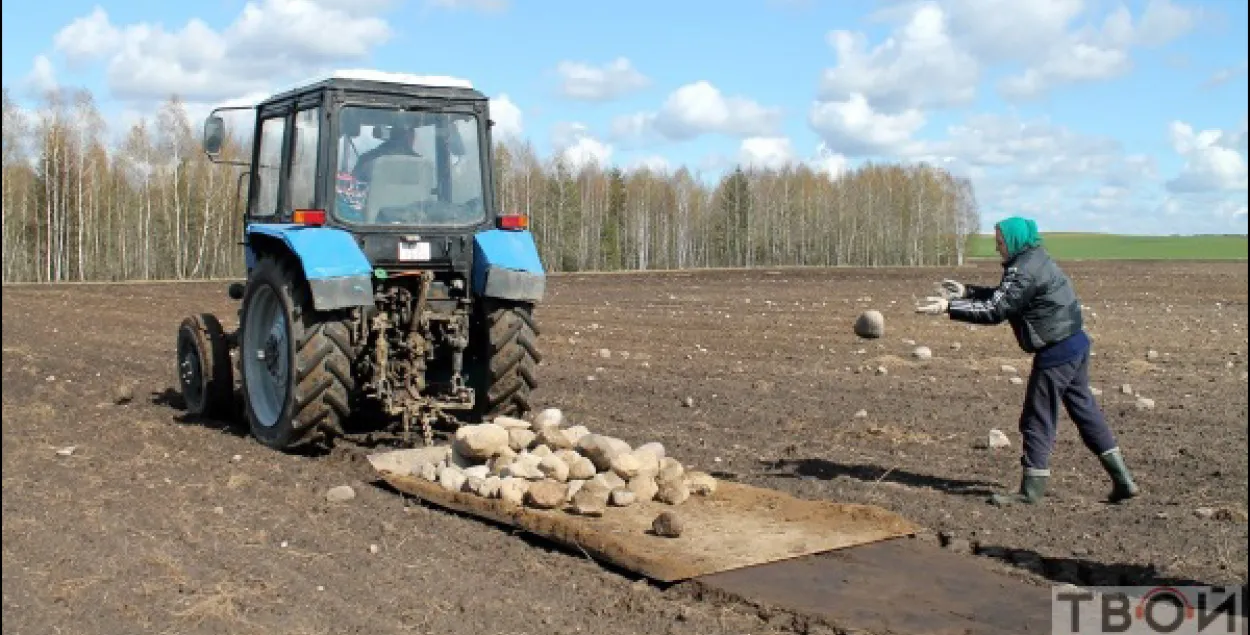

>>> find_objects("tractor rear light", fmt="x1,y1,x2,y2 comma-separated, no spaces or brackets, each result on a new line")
293,209,327,225
497,214,528,230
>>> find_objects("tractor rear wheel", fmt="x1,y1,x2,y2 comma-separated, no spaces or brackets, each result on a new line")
176,313,234,418
471,299,541,420
239,255,357,451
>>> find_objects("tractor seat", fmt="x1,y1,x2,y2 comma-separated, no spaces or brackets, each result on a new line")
363,154,435,224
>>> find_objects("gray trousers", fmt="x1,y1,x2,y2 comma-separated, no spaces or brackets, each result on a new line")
1019,349,1118,471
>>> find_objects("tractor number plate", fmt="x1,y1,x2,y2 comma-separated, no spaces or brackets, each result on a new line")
398,240,431,261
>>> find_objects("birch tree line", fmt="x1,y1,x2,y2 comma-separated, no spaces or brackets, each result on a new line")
2,87,980,284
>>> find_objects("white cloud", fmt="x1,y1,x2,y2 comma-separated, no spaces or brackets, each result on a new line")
555,57,649,101
998,44,1130,99
933,0,1194,61
808,93,926,157
997,0,1198,100
50,1,394,103
819,3,979,111
612,81,782,143
1166,120,1249,193
655,81,782,139
738,137,795,170
896,111,1176,232
23,55,58,97
231,1,389,59
53,7,122,67
551,122,612,170
921,114,1122,173
489,94,523,140
806,0,1189,159
811,142,849,179
928,0,1086,62
1158,195,1249,232
865,0,1199,103
832,0,1090,111
563,138,612,171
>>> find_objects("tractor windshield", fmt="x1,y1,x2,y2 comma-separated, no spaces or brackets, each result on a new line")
333,106,487,228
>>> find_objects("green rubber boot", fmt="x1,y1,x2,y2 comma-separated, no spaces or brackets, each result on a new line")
990,468,1049,506
1098,447,1140,503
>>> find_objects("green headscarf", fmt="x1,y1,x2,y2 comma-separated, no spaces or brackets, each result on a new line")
996,216,1041,257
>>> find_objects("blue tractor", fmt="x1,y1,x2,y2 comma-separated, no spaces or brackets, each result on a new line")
175,71,544,451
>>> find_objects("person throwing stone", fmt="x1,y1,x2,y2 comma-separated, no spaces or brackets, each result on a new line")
914,216,1140,506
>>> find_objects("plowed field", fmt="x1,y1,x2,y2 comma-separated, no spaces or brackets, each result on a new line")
4,260,1246,634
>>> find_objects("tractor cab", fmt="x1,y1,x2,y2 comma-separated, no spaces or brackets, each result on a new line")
202,70,518,275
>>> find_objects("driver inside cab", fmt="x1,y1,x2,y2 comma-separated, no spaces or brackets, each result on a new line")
353,121,419,184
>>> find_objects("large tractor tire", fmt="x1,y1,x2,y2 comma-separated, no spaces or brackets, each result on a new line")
471,299,541,420
238,254,357,451
176,313,234,419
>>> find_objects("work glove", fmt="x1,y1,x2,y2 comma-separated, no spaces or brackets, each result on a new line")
915,296,949,315
937,279,966,300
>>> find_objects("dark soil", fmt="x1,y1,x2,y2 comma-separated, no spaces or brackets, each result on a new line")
4,260,1246,634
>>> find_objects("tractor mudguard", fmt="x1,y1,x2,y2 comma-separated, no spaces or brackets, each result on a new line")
472,229,546,303
245,223,374,311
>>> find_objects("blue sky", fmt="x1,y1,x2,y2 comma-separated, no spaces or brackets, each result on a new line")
3,0,1247,234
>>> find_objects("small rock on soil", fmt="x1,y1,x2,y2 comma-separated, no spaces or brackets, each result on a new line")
652,511,685,538
326,485,356,502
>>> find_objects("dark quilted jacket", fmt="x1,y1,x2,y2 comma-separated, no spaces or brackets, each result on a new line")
948,245,1084,353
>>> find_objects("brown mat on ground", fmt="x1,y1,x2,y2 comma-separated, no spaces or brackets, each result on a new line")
695,538,1056,635
369,451,921,582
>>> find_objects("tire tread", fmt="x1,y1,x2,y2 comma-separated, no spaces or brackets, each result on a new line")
243,256,357,450
474,300,540,419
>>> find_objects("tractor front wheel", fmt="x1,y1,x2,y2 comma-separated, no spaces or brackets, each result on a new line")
239,255,356,451
471,299,541,420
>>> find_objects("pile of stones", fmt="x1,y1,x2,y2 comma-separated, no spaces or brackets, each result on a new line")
402,408,717,517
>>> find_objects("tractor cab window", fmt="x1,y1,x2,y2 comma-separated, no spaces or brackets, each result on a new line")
333,106,486,227
290,107,321,211
253,116,287,217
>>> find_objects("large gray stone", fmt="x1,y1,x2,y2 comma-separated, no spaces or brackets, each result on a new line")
854,310,885,339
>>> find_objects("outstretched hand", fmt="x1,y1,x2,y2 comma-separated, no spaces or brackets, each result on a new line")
915,296,949,315
937,279,966,300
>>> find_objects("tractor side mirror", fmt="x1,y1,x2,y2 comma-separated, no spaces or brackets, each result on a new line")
203,115,225,156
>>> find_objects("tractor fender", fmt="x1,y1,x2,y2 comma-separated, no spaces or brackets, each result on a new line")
472,229,546,303
245,223,375,311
